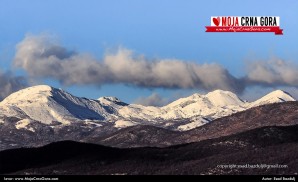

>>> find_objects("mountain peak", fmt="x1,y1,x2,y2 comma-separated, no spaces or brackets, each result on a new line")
267,89,293,97
206,89,237,97
98,96,121,103
261,89,295,101
205,89,244,107
0,85,110,125
13,84,53,94
249,89,295,107
29,85,53,91
98,96,128,107
0,85,55,104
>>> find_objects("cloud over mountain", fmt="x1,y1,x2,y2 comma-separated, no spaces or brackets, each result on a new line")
13,34,244,93
247,59,298,87
133,93,170,107
0,70,28,100
12,34,298,95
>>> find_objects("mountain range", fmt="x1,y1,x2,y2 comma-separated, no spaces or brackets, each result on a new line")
1,85,298,175
0,85,296,150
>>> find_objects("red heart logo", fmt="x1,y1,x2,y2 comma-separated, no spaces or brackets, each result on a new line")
212,17,220,26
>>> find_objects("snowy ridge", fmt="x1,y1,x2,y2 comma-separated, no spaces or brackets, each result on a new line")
248,90,295,107
0,85,121,125
0,85,296,131
117,90,246,126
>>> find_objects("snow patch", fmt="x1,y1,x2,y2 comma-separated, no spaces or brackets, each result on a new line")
177,119,209,131
15,119,35,132
115,120,137,128
84,121,102,127
49,110,71,125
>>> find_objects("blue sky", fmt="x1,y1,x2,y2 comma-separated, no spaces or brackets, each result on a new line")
1,0,298,104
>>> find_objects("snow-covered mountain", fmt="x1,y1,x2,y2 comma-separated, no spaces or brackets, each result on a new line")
0,85,123,126
248,90,296,107
0,85,296,133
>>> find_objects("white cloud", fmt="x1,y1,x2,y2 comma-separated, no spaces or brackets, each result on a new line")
13,34,244,93
12,34,298,96
247,59,298,87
